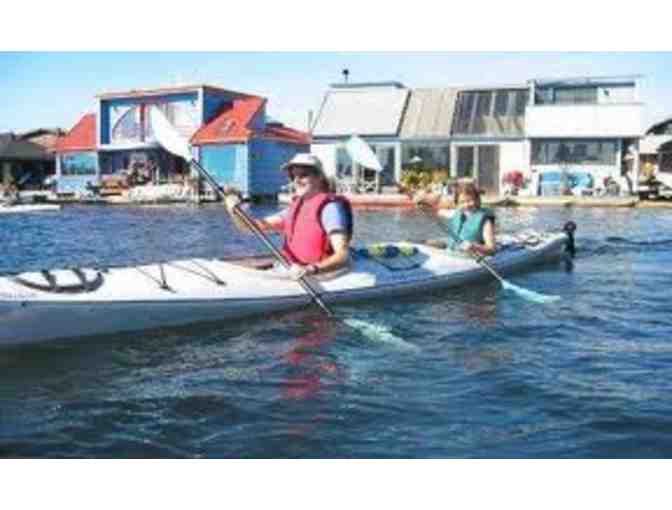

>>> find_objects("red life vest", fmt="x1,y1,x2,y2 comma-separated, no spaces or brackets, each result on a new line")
282,192,352,265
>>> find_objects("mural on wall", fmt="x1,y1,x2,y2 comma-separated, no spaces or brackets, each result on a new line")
61,152,97,176
110,99,199,145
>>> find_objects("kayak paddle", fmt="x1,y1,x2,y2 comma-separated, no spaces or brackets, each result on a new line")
150,107,416,350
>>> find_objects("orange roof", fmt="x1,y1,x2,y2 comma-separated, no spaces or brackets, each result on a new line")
55,114,97,152
192,96,264,145
192,97,309,146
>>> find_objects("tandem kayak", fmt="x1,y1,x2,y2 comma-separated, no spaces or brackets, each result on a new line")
0,203,61,214
0,229,571,346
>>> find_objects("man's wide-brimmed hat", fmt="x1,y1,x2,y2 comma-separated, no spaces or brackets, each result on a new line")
281,153,324,174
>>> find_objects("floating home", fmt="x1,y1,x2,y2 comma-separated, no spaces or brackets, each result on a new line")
311,75,644,197
54,85,310,199
1,132,56,191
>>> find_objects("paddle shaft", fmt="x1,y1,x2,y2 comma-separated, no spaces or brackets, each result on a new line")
189,159,335,317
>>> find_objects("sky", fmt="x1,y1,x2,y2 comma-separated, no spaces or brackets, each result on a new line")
1,51,672,135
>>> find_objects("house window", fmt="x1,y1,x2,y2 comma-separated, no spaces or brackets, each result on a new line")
455,92,476,133
494,91,509,116
554,86,597,104
514,90,528,115
112,106,142,143
402,143,450,170
531,140,617,165
61,152,97,176
476,92,492,116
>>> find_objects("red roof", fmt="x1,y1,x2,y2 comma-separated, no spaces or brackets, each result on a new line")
192,96,309,146
55,113,97,152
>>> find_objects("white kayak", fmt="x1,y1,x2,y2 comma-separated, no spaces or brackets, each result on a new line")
0,230,570,346
0,203,61,214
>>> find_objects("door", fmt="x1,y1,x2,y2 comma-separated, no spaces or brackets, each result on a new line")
477,145,500,195
375,146,396,187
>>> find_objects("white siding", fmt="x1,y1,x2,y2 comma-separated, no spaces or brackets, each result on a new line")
526,104,643,138
499,141,528,175
310,143,339,178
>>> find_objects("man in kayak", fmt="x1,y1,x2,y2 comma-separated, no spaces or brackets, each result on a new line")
223,153,353,280
416,181,497,257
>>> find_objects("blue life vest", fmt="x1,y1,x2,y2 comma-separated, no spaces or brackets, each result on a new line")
446,208,495,249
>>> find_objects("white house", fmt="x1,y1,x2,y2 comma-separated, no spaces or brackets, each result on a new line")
311,75,645,197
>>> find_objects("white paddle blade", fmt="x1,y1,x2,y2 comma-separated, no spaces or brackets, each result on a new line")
501,280,561,304
150,106,193,162
345,135,383,172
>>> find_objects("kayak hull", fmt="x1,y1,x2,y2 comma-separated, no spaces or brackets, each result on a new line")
0,232,568,346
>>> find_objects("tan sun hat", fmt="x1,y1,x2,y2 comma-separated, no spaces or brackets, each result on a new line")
281,153,324,174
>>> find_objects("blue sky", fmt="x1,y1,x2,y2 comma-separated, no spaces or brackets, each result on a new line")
2,51,671,134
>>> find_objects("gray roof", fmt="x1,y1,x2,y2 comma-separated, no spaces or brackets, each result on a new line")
399,88,460,139
312,86,409,138
0,133,51,160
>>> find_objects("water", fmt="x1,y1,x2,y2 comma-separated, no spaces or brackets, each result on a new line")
2,203,672,458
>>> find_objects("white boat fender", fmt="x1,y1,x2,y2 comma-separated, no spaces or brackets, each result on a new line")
12,268,104,294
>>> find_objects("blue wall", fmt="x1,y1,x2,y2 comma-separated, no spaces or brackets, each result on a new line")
202,89,239,124
199,144,249,195
248,139,309,195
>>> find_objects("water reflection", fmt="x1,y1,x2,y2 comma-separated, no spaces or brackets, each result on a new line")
281,316,344,401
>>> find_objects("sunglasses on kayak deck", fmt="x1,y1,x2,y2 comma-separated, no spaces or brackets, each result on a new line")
289,166,318,179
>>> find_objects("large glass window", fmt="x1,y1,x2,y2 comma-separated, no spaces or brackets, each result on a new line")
531,139,617,165
61,152,97,176
476,92,492,116
455,92,476,133
454,89,525,135
112,106,142,143
514,90,528,114
494,91,509,116
402,143,450,170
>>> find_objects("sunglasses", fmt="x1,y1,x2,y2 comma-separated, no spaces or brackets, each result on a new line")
289,167,318,180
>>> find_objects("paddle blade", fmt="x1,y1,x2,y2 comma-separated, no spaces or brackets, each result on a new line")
343,317,420,353
501,280,561,304
150,106,193,162
345,135,383,172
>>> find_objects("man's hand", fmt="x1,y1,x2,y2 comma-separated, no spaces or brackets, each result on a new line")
222,186,242,213
288,264,308,281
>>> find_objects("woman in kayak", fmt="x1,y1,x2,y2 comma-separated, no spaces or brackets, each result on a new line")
224,153,353,280
416,182,497,257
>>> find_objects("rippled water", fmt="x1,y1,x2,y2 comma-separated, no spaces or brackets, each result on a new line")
2,203,672,458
